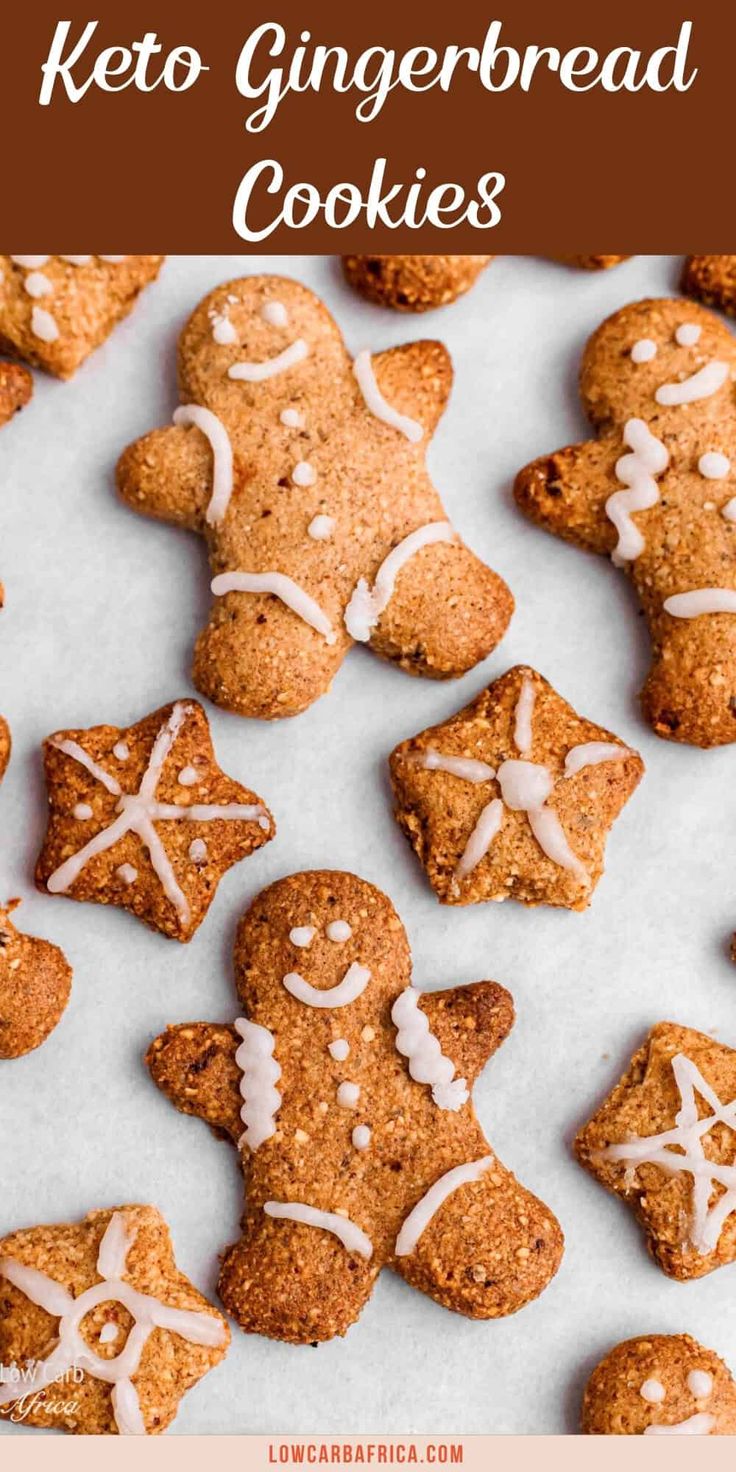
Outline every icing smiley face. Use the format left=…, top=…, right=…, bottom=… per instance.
left=582, top=1334, right=736, bottom=1436
left=146, top=869, right=563, bottom=1344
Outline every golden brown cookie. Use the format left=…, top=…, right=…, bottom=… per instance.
left=0, top=716, right=9, bottom=782
left=0, top=899, right=71, bottom=1058
left=147, top=869, right=563, bottom=1345
left=0, top=361, right=31, bottom=426
left=683, top=256, right=736, bottom=318
left=116, top=276, right=513, bottom=718
left=0, top=1204, right=229, bottom=1434
left=556, top=254, right=631, bottom=271
left=516, top=297, right=736, bottom=747
left=390, top=665, right=643, bottom=912
left=582, top=1334, right=736, bottom=1435
left=341, top=255, right=494, bottom=311
left=0, top=255, right=163, bottom=378
left=576, top=1022, right=736, bottom=1281
left=35, top=699, right=274, bottom=942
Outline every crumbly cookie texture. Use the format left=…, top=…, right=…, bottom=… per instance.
left=0, top=256, right=163, bottom=378
left=0, top=361, right=31, bottom=425
left=555, top=254, right=630, bottom=270
left=683, top=256, right=736, bottom=318
left=576, top=1022, right=736, bottom=1281
left=341, top=255, right=494, bottom=311
left=0, top=899, right=71, bottom=1058
left=0, top=716, right=9, bottom=781
left=515, top=297, right=736, bottom=747
left=0, top=1204, right=229, bottom=1435
left=35, top=698, right=274, bottom=942
left=147, top=869, right=563, bottom=1345
left=116, top=275, right=513, bottom=719
left=582, top=1334, right=736, bottom=1435
left=390, top=665, right=643, bottom=912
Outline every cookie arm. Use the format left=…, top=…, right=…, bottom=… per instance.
left=514, top=437, right=619, bottom=556
left=146, top=1022, right=243, bottom=1140
left=418, top=982, right=514, bottom=1085
left=372, top=340, right=453, bottom=433
left=116, top=425, right=214, bottom=530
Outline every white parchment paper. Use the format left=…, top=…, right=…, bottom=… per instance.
left=1, top=253, right=735, bottom=1436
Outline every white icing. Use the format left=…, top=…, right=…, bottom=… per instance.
left=656, top=361, right=729, bottom=406
left=261, top=301, right=288, bottom=327
left=283, top=962, right=370, bottom=1009
left=234, top=1018, right=282, bottom=1150
left=326, top=920, right=352, bottom=943
left=211, top=570, right=337, bottom=645
left=699, top=452, right=731, bottom=479
left=688, top=1370, right=713, bottom=1398
left=392, top=987, right=468, bottom=1111
left=10, top=256, right=49, bottom=268
left=31, top=306, right=59, bottom=343
left=722, top=500, right=736, bottom=523
left=60, top=255, right=92, bottom=266
left=292, top=460, right=316, bottom=487
left=395, top=1157, right=493, bottom=1257
left=640, top=1379, right=666, bottom=1404
left=99, top=1323, right=120, bottom=1346
left=421, top=750, right=496, bottom=784
left=606, top=418, right=669, bottom=563
left=113, top=742, right=130, bottom=762
left=211, top=313, right=238, bottom=346
left=289, top=926, right=316, bottom=947
left=188, top=838, right=207, bottom=864
left=352, top=1125, right=372, bottom=1150
left=514, top=676, right=536, bottom=756
left=229, top=340, right=308, bottom=382
left=264, top=1201, right=373, bottom=1259
left=177, top=766, right=198, bottom=787
left=0, top=1211, right=225, bottom=1435
left=455, top=799, right=505, bottom=881
left=563, top=742, right=629, bottom=776
left=631, top=339, right=657, bottom=364
left=173, top=405, right=233, bottom=527
left=24, top=271, right=52, bottom=299
left=98, top=256, right=126, bottom=264
left=345, top=523, right=456, bottom=641
left=46, top=703, right=268, bottom=925
left=665, top=588, right=736, bottom=618
left=328, top=1039, right=350, bottom=1061
left=308, top=514, right=335, bottom=541
left=644, top=1414, right=715, bottom=1436
left=280, top=408, right=305, bottom=428
left=73, top=802, right=93, bottom=820
left=676, top=323, right=702, bottom=347
left=336, top=1082, right=360, bottom=1108
left=115, top=864, right=138, bottom=886
left=353, top=350, right=423, bottom=442
left=598, top=1052, right=736, bottom=1254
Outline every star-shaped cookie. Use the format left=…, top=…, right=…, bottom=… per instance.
left=576, top=1023, right=736, bottom=1280
left=389, top=665, right=643, bottom=911
left=35, top=699, right=275, bottom=941
left=0, top=1205, right=229, bottom=1435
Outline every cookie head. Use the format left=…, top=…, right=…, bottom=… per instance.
left=580, top=297, right=736, bottom=430
left=582, top=1334, right=736, bottom=1435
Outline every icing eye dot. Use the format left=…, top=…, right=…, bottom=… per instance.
left=337, top=1082, right=360, bottom=1108
left=189, top=838, right=207, bottom=865
left=687, top=1370, right=713, bottom=1399
left=326, top=920, right=352, bottom=943
left=212, top=314, right=237, bottom=346
left=352, top=1124, right=372, bottom=1150
left=676, top=323, right=702, bottom=347
left=328, top=1039, right=350, bottom=1062
left=640, top=1379, right=666, bottom=1404
left=699, top=452, right=731, bottom=480
left=73, top=802, right=93, bottom=821
left=116, top=864, right=138, bottom=886
left=308, top=514, right=335, bottom=541
left=292, top=460, right=317, bottom=487
left=113, top=741, right=130, bottom=762
left=289, top=926, right=316, bottom=948
left=99, top=1323, right=120, bottom=1345
left=631, top=339, right=657, bottom=364
left=262, top=300, right=289, bottom=328
left=177, top=766, right=198, bottom=787
left=280, top=408, right=305, bottom=429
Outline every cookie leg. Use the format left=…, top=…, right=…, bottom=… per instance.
left=642, top=617, right=736, bottom=747
left=219, top=1213, right=379, bottom=1344
left=369, top=543, right=514, bottom=678
left=393, top=1161, right=563, bottom=1319
left=193, top=599, right=349, bottom=720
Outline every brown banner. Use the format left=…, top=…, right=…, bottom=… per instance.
left=3, top=0, right=732, bottom=250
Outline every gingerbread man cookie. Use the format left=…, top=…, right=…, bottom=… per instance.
left=683, top=256, right=736, bottom=320
left=147, top=870, right=563, bottom=1344
left=116, top=276, right=513, bottom=720
left=516, top=298, right=736, bottom=746
left=582, top=1334, right=736, bottom=1436
left=0, top=361, right=31, bottom=426
left=341, top=255, right=629, bottom=312
left=0, top=899, right=72, bottom=1059
left=576, top=1022, right=736, bottom=1280
left=0, top=255, right=163, bottom=378
left=0, top=1205, right=229, bottom=1434
left=35, top=699, right=274, bottom=941
left=390, top=666, right=643, bottom=911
